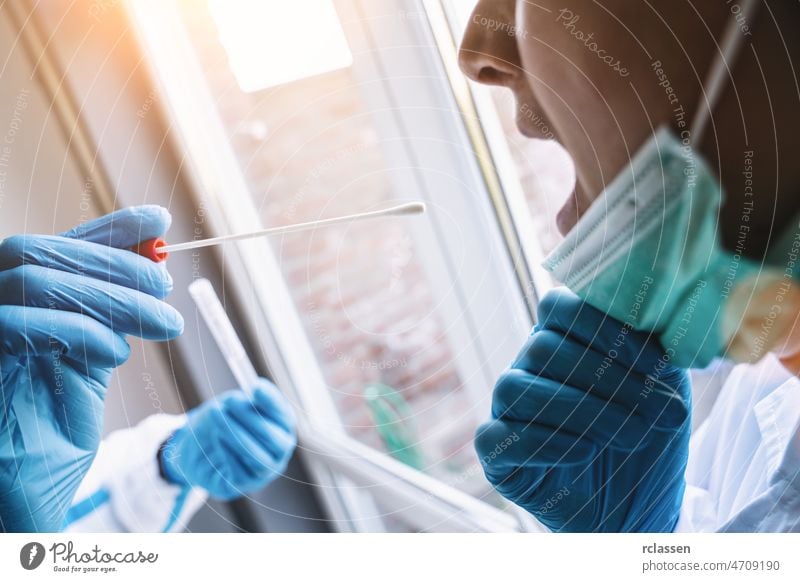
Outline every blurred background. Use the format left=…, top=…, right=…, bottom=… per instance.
left=0, top=0, right=577, bottom=532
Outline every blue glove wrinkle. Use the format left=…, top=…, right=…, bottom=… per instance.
left=216, top=438, right=269, bottom=485
left=225, top=396, right=296, bottom=461
left=476, top=288, right=692, bottom=532
left=476, top=417, right=594, bottom=471
left=220, top=415, right=277, bottom=473
left=250, top=381, right=298, bottom=433
left=0, top=235, right=173, bottom=299
left=160, top=383, right=297, bottom=502
left=0, top=206, right=181, bottom=532
left=516, top=330, right=646, bottom=400
left=0, top=265, right=183, bottom=341
left=60, top=205, right=171, bottom=249
left=533, top=300, right=691, bottom=431
left=493, top=369, right=650, bottom=452
left=537, top=287, right=665, bottom=374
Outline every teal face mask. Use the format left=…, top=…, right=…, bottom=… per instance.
left=543, top=0, right=800, bottom=369
left=544, top=127, right=800, bottom=368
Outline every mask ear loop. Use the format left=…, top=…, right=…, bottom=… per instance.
left=690, top=0, right=759, bottom=145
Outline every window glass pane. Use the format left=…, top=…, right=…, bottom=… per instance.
left=175, top=0, right=497, bottom=500
left=487, top=90, right=574, bottom=254
left=208, top=0, right=353, bottom=92
left=446, top=0, right=575, bottom=256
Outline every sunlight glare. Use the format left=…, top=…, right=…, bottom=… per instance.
left=208, top=0, right=353, bottom=92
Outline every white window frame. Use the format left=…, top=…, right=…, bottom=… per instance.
left=127, top=0, right=546, bottom=533
left=431, top=0, right=556, bottom=305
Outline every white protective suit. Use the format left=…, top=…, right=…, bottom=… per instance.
left=678, top=353, right=800, bottom=531
left=63, top=414, right=207, bottom=532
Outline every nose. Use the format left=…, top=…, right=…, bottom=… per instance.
left=458, top=9, right=523, bottom=89
left=458, top=46, right=519, bottom=88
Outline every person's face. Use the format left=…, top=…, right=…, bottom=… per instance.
left=458, top=0, right=725, bottom=235
left=459, top=0, right=587, bottom=235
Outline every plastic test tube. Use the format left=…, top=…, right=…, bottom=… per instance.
left=188, top=278, right=259, bottom=394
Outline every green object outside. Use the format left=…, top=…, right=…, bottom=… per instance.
left=363, top=383, right=424, bottom=470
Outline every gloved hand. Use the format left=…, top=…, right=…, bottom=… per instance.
left=159, top=380, right=297, bottom=500
left=476, top=288, right=691, bottom=532
left=0, top=206, right=184, bottom=532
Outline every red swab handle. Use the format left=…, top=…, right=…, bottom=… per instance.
left=132, top=238, right=169, bottom=263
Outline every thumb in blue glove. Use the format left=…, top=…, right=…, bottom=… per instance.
left=159, top=379, right=297, bottom=501
left=0, top=206, right=184, bottom=532
left=475, top=287, right=691, bottom=532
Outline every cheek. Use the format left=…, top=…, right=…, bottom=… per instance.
left=514, top=2, right=599, bottom=167
left=516, top=1, right=593, bottom=68
left=514, top=3, right=560, bottom=78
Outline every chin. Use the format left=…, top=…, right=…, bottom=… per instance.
left=515, top=121, right=540, bottom=139
left=515, top=119, right=561, bottom=144
left=556, top=196, right=579, bottom=236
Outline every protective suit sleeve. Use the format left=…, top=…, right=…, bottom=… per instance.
left=63, top=413, right=207, bottom=533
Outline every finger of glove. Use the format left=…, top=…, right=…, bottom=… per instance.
left=174, top=409, right=238, bottom=475
left=60, top=205, right=171, bottom=249
left=225, top=395, right=297, bottom=461
left=216, top=441, right=269, bottom=486
left=536, top=287, right=665, bottom=373
left=475, top=417, right=594, bottom=473
left=214, top=413, right=280, bottom=476
left=0, top=265, right=184, bottom=340
left=0, top=305, right=131, bottom=368
left=212, top=384, right=295, bottom=435
left=512, top=331, right=689, bottom=428
left=249, top=379, right=297, bottom=434
left=491, top=368, right=651, bottom=450
left=199, top=404, right=264, bottom=461
left=0, top=234, right=173, bottom=299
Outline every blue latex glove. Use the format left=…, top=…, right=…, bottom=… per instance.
left=160, top=380, right=297, bottom=500
left=0, top=206, right=184, bottom=532
left=476, top=288, right=691, bottom=532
